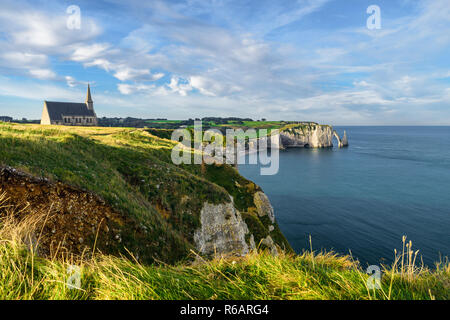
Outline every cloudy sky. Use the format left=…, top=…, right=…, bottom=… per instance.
left=0, top=0, right=449, bottom=124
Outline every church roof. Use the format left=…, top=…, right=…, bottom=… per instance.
left=45, top=101, right=96, bottom=121
left=86, top=84, right=93, bottom=103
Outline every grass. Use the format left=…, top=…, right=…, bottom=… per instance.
left=1, top=122, right=447, bottom=300
left=1, top=194, right=447, bottom=300
left=1, top=213, right=448, bottom=300
left=0, top=122, right=290, bottom=263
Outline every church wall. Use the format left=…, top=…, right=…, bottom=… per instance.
left=40, top=104, right=52, bottom=125
left=61, top=116, right=97, bottom=126
left=48, top=117, right=97, bottom=127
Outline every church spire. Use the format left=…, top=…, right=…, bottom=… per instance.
left=86, top=84, right=94, bottom=111
left=86, top=83, right=93, bottom=103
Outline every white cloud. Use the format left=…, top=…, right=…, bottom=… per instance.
left=271, top=0, right=332, bottom=30
left=190, top=76, right=242, bottom=97
left=113, top=67, right=164, bottom=82
left=117, top=83, right=156, bottom=95
left=65, top=76, right=89, bottom=88
left=65, top=76, right=77, bottom=87
left=71, top=43, right=111, bottom=62
left=0, top=1, right=102, bottom=86
left=0, top=76, right=83, bottom=102
left=167, top=77, right=193, bottom=96
left=0, top=51, right=48, bottom=68
left=0, top=2, right=101, bottom=51
left=84, top=59, right=113, bottom=71
left=1, top=0, right=449, bottom=124
left=29, top=69, right=57, bottom=80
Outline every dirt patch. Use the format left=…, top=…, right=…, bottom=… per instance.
left=0, top=166, right=146, bottom=260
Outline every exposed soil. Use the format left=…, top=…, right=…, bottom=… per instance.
left=0, top=166, right=146, bottom=260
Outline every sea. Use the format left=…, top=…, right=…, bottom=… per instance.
left=238, top=126, right=450, bottom=267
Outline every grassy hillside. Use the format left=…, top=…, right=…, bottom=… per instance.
left=0, top=122, right=447, bottom=300
left=0, top=122, right=290, bottom=264
left=0, top=225, right=448, bottom=300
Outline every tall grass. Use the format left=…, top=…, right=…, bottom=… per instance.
left=0, top=124, right=448, bottom=300
left=0, top=197, right=448, bottom=300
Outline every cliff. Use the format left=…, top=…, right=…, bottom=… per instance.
left=241, top=124, right=349, bottom=151
left=1, top=124, right=447, bottom=301
left=278, top=123, right=348, bottom=149
left=0, top=123, right=290, bottom=264
left=194, top=201, right=254, bottom=256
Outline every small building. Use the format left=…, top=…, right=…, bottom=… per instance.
left=0, top=116, right=13, bottom=122
left=41, top=84, right=98, bottom=126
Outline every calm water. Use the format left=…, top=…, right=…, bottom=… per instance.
left=239, top=126, right=450, bottom=267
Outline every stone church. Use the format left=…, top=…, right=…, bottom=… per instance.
left=41, top=84, right=98, bottom=126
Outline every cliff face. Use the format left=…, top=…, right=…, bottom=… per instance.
left=194, top=191, right=284, bottom=257
left=0, top=123, right=292, bottom=263
left=194, top=201, right=254, bottom=256
left=280, top=124, right=334, bottom=148
left=192, top=124, right=350, bottom=256
left=254, top=192, right=275, bottom=223
left=279, top=124, right=348, bottom=148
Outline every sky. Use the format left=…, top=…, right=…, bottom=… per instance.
left=0, top=0, right=449, bottom=125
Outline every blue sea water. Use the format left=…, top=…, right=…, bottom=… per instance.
left=238, top=126, right=450, bottom=267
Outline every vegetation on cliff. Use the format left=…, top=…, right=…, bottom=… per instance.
left=0, top=217, right=448, bottom=300
left=0, top=122, right=447, bottom=300
left=0, top=122, right=289, bottom=264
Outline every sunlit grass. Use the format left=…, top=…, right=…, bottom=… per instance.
left=0, top=197, right=447, bottom=300
left=0, top=122, right=291, bottom=263
left=1, top=237, right=448, bottom=300
left=1, top=123, right=448, bottom=300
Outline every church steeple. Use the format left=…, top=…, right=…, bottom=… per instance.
left=86, top=84, right=93, bottom=110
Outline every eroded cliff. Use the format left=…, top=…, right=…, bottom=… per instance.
left=0, top=123, right=291, bottom=263
left=279, top=124, right=348, bottom=148
left=194, top=201, right=254, bottom=256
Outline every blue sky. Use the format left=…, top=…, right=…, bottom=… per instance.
left=0, top=0, right=449, bottom=125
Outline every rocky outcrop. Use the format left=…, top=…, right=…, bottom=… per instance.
left=194, top=191, right=283, bottom=257
left=251, top=191, right=280, bottom=254
left=341, top=130, right=348, bottom=147
left=215, top=124, right=348, bottom=158
left=333, top=130, right=349, bottom=148
left=254, top=191, right=275, bottom=223
left=261, top=236, right=278, bottom=256
left=277, top=124, right=348, bottom=149
left=280, top=124, right=334, bottom=148
left=194, top=201, right=255, bottom=256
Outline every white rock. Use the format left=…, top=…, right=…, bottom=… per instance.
left=194, top=202, right=252, bottom=257
left=254, top=191, right=275, bottom=223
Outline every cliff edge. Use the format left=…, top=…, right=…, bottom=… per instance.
left=0, top=123, right=291, bottom=264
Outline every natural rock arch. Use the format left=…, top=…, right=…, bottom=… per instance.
left=333, top=130, right=349, bottom=148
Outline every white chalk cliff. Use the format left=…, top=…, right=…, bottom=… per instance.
left=194, top=201, right=254, bottom=256
left=278, top=124, right=348, bottom=149
left=194, top=191, right=281, bottom=257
